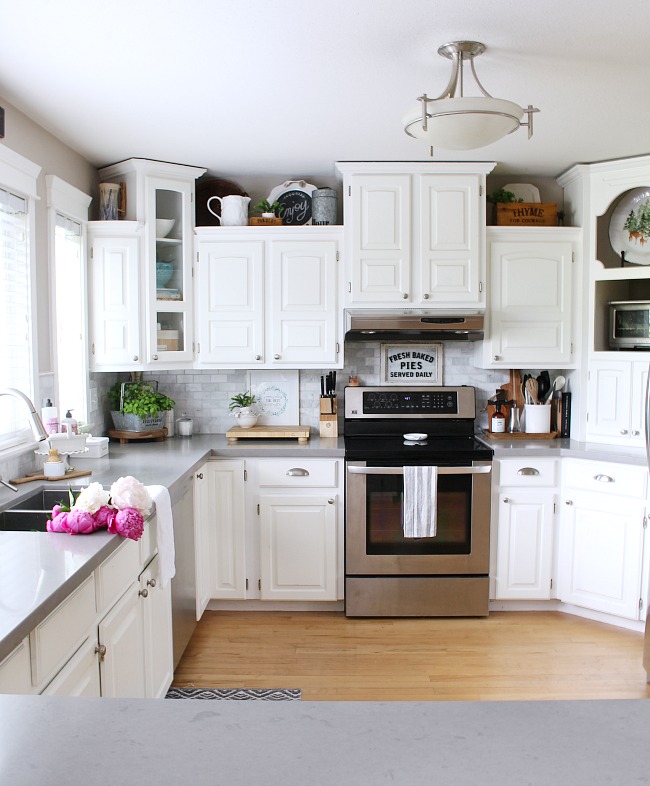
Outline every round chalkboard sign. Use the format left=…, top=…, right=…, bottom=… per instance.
left=268, top=180, right=317, bottom=226
left=277, top=190, right=312, bottom=225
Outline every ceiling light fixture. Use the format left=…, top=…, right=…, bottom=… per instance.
left=402, top=41, right=539, bottom=150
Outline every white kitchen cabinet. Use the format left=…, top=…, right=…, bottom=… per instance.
left=336, top=161, right=495, bottom=308
left=197, top=458, right=343, bottom=604
left=89, top=158, right=206, bottom=371
left=259, top=494, right=337, bottom=601
left=477, top=227, right=578, bottom=369
left=139, top=553, right=173, bottom=699
left=195, top=460, right=247, bottom=601
left=195, top=227, right=342, bottom=368
left=88, top=222, right=142, bottom=371
left=558, top=459, right=648, bottom=620
left=587, top=359, right=649, bottom=446
left=98, top=579, right=146, bottom=698
left=494, top=458, right=559, bottom=600
left=41, top=637, right=101, bottom=697
left=0, top=638, right=34, bottom=695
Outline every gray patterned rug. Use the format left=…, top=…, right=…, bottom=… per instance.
left=165, top=687, right=301, bottom=701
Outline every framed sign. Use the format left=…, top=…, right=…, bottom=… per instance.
left=247, top=370, right=300, bottom=425
left=380, top=343, right=443, bottom=385
left=267, top=180, right=316, bottom=225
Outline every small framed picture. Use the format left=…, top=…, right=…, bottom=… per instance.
left=380, top=343, right=443, bottom=385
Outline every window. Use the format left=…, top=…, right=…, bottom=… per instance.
left=0, top=187, right=33, bottom=449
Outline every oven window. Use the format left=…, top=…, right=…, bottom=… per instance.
left=365, top=473, right=471, bottom=555
left=614, top=308, right=650, bottom=340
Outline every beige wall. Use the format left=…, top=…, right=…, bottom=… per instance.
left=1, top=95, right=98, bottom=374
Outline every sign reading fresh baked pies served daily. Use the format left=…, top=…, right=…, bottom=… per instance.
left=381, top=343, right=443, bottom=385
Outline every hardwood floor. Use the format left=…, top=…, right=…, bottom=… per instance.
left=172, top=610, right=650, bottom=701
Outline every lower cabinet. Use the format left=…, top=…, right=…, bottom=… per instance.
left=558, top=460, right=648, bottom=620
left=194, top=457, right=343, bottom=607
left=1, top=515, right=174, bottom=699
left=494, top=458, right=558, bottom=600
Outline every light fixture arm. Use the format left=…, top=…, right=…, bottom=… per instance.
left=522, top=105, right=540, bottom=139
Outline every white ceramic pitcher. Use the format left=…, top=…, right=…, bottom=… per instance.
left=207, top=194, right=251, bottom=226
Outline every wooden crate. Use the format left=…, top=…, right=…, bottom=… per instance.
left=496, top=202, right=557, bottom=226
left=249, top=216, right=282, bottom=226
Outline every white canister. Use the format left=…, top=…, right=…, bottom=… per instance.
left=524, top=404, right=551, bottom=434
left=176, top=413, right=193, bottom=437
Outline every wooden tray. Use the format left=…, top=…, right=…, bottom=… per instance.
left=487, top=431, right=559, bottom=440
left=108, top=428, right=167, bottom=444
left=226, top=425, right=310, bottom=443
left=10, top=469, right=93, bottom=484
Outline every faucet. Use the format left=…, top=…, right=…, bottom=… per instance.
left=0, top=388, right=49, bottom=492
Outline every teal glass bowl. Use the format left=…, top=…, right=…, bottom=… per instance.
left=156, top=261, right=174, bottom=288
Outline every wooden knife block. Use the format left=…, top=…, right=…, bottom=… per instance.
left=319, top=396, right=338, bottom=438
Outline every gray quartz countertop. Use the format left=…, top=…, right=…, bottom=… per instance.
left=2, top=694, right=650, bottom=785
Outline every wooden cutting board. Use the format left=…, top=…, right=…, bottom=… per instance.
left=9, top=469, right=92, bottom=485
left=226, top=425, right=310, bottom=443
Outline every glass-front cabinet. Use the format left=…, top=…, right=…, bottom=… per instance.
left=90, top=158, right=206, bottom=371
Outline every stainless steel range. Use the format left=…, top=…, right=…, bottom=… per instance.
left=344, top=385, right=493, bottom=617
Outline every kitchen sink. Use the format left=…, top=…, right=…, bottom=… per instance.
left=0, top=487, right=86, bottom=532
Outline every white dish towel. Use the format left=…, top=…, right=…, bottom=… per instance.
left=403, top=466, right=438, bottom=538
left=146, top=485, right=176, bottom=587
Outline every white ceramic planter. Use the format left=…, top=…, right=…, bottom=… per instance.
left=232, top=408, right=259, bottom=428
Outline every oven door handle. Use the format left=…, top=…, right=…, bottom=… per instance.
left=347, top=465, right=492, bottom=476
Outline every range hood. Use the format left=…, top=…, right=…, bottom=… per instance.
left=345, top=310, right=484, bottom=342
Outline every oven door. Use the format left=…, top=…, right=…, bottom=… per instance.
left=346, top=460, right=492, bottom=576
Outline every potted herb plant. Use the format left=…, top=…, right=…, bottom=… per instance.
left=252, top=198, right=283, bottom=218
left=229, top=390, right=259, bottom=428
left=108, top=380, right=175, bottom=432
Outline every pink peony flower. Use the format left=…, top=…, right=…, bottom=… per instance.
left=51, top=504, right=63, bottom=518
left=94, top=505, right=116, bottom=530
left=47, top=511, right=70, bottom=533
left=112, top=507, right=144, bottom=541
left=66, top=509, right=98, bottom=535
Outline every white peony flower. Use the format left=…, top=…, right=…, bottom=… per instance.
left=109, top=476, right=153, bottom=515
left=73, top=482, right=110, bottom=514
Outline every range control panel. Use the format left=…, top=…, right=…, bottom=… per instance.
left=345, top=386, right=476, bottom=420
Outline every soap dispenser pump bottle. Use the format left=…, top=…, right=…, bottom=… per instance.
left=61, top=409, right=78, bottom=435
left=41, top=399, right=59, bottom=435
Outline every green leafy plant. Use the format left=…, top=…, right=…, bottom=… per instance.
left=252, top=198, right=283, bottom=217
left=108, top=380, right=175, bottom=418
left=229, top=390, right=257, bottom=412
left=487, top=188, right=524, bottom=204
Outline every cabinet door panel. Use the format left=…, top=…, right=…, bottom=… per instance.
left=197, top=241, right=265, bottom=365
left=41, top=638, right=101, bottom=697
left=98, top=583, right=146, bottom=698
left=587, top=361, right=632, bottom=440
left=420, top=175, right=481, bottom=304
left=269, top=241, right=338, bottom=364
left=558, top=492, right=645, bottom=619
left=350, top=174, right=411, bottom=302
left=207, top=461, right=247, bottom=599
left=139, top=554, right=173, bottom=699
left=259, top=494, right=337, bottom=600
left=89, top=235, right=141, bottom=369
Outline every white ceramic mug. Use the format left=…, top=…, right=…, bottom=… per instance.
left=207, top=195, right=251, bottom=226
left=524, top=404, right=551, bottom=434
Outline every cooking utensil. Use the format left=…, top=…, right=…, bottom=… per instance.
left=536, top=371, right=550, bottom=402
left=525, top=377, right=539, bottom=405
left=544, top=375, right=566, bottom=403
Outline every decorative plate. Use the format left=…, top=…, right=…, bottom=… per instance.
left=267, top=180, right=317, bottom=225
left=503, top=183, right=541, bottom=203
left=608, top=187, right=650, bottom=265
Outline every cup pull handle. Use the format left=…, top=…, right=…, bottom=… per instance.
left=593, top=474, right=614, bottom=483
left=517, top=467, right=540, bottom=476
left=287, top=468, right=310, bottom=477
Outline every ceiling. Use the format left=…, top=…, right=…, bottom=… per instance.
left=2, top=0, right=650, bottom=186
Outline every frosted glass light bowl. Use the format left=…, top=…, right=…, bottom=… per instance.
left=156, top=261, right=174, bottom=287
left=156, top=218, right=175, bottom=238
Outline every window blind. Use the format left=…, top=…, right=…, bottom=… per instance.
left=0, top=187, right=32, bottom=448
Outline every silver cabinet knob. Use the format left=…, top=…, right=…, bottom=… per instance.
left=328, top=498, right=335, bottom=504
left=565, top=500, right=573, bottom=506
left=423, top=293, right=430, bottom=299
left=274, top=354, right=280, bottom=360
left=147, top=578, right=156, bottom=588
left=152, top=354, right=158, bottom=361
left=632, top=430, right=640, bottom=436
left=502, top=497, right=510, bottom=503
left=402, top=293, right=408, bottom=299
left=94, top=644, right=107, bottom=661
left=620, top=429, right=628, bottom=435
left=494, top=355, right=501, bottom=361
left=255, top=355, right=262, bottom=361
left=196, top=472, right=204, bottom=480
left=138, top=588, right=149, bottom=598
left=132, top=355, right=139, bottom=362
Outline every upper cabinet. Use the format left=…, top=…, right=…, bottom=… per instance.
left=88, top=158, right=206, bottom=372
left=336, top=161, right=495, bottom=309
left=476, top=227, right=580, bottom=369
left=194, top=226, right=343, bottom=369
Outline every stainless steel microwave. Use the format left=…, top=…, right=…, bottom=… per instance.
left=609, top=301, right=650, bottom=349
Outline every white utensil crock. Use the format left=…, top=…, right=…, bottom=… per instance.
left=524, top=404, right=551, bottom=434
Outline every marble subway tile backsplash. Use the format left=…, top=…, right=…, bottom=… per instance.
left=105, top=343, right=509, bottom=435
